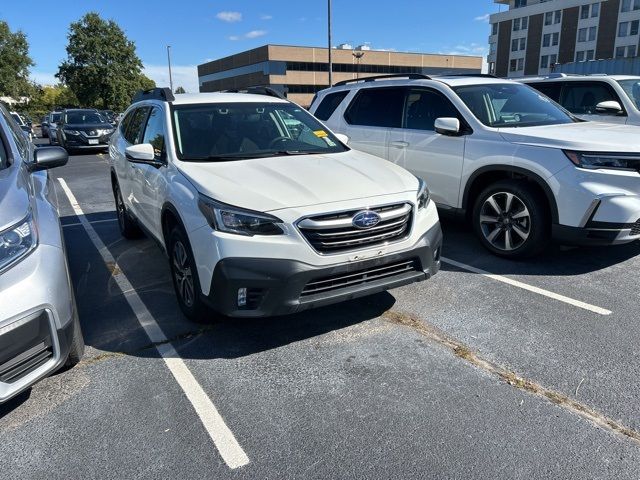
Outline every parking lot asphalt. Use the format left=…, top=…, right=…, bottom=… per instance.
left=2, top=143, right=640, bottom=479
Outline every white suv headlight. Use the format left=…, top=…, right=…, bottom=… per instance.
left=564, top=150, right=640, bottom=171
left=416, top=178, right=431, bottom=210
left=198, top=194, right=284, bottom=236
left=0, top=215, right=37, bottom=272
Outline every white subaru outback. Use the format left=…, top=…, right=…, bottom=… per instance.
left=311, top=74, right=640, bottom=258
left=109, top=88, right=441, bottom=320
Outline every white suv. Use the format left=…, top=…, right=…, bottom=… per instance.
left=310, top=74, right=640, bottom=258
left=520, top=74, right=640, bottom=125
left=109, top=88, right=441, bottom=320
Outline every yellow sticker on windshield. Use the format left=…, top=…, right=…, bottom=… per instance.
left=313, top=130, right=328, bottom=138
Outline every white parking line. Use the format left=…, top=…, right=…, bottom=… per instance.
left=441, top=256, right=612, bottom=316
left=62, top=218, right=118, bottom=228
left=57, top=178, right=250, bottom=470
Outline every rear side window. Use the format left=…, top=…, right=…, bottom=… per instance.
left=0, top=136, right=7, bottom=169
left=314, top=91, right=349, bottom=120
left=527, top=82, right=562, bottom=102
left=559, top=82, right=623, bottom=115
left=124, top=107, right=151, bottom=144
left=344, top=87, right=405, bottom=128
left=404, top=89, right=461, bottom=131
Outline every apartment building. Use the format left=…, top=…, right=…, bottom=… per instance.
left=488, top=0, right=640, bottom=77
left=198, top=45, right=482, bottom=107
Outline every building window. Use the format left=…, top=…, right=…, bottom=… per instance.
left=621, top=0, right=640, bottom=12
left=520, top=38, right=526, bottom=50
left=510, top=59, right=518, bottom=72
left=628, top=45, right=637, bottom=57
left=513, top=18, right=521, bottom=31
left=578, top=28, right=587, bottom=42
left=517, top=58, right=524, bottom=71
left=616, top=46, right=626, bottom=58
left=632, top=20, right=639, bottom=35
left=491, top=23, right=498, bottom=35
left=540, top=55, right=549, bottom=68
left=543, top=34, right=551, bottom=47
left=549, top=54, right=557, bottom=67
left=592, top=3, right=600, bottom=17
left=489, top=43, right=497, bottom=54
left=552, top=32, right=559, bottom=46
left=589, top=26, right=597, bottom=41
left=576, top=51, right=586, bottom=62
left=544, top=11, right=553, bottom=25
left=514, top=0, right=527, bottom=8
left=619, top=22, right=629, bottom=37
left=512, top=39, right=519, bottom=52
left=581, top=5, right=590, bottom=19
left=581, top=3, right=600, bottom=18
left=554, top=10, right=562, bottom=24
left=521, top=17, right=528, bottom=30
left=586, top=50, right=595, bottom=60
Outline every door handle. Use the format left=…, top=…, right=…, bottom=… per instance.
left=390, top=141, right=409, bottom=149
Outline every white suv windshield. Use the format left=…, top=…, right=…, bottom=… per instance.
left=616, top=79, right=640, bottom=109
left=453, top=83, right=575, bottom=128
left=172, top=102, right=348, bottom=161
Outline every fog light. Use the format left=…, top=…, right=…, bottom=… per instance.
left=237, top=288, right=247, bottom=307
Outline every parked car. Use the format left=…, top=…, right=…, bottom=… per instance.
left=99, top=110, right=117, bottom=126
left=0, top=103, right=84, bottom=403
left=310, top=74, right=640, bottom=258
left=48, top=111, right=62, bottom=145
left=41, top=114, right=50, bottom=138
left=9, top=112, right=32, bottom=141
left=110, top=88, right=442, bottom=320
left=520, top=74, right=640, bottom=125
left=56, top=109, right=115, bottom=153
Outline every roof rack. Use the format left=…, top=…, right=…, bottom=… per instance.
left=439, top=73, right=497, bottom=78
left=132, top=87, right=175, bottom=103
left=334, top=73, right=431, bottom=86
left=221, top=86, right=287, bottom=100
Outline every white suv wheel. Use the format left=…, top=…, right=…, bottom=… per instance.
left=479, top=192, right=531, bottom=252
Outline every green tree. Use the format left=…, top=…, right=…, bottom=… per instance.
left=0, top=21, right=34, bottom=98
left=57, top=12, right=153, bottom=111
left=174, top=86, right=186, bottom=94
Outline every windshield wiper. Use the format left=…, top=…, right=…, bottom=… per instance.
left=181, top=150, right=333, bottom=162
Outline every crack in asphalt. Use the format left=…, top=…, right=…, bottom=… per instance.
left=382, top=309, right=640, bottom=446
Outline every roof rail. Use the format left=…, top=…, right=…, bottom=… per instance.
left=334, top=73, right=431, bottom=87
left=132, top=87, right=175, bottom=103
left=221, top=86, right=287, bottom=99
left=439, top=73, right=497, bottom=78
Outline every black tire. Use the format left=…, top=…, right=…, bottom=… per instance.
left=65, top=311, right=85, bottom=366
left=112, top=181, right=142, bottom=239
left=168, top=226, right=212, bottom=322
left=472, top=180, right=550, bottom=259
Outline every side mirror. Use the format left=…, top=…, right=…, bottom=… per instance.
left=31, top=146, right=68, bottom=172
left=434, top=117, right=461, bottom=136
left=125, top=143, right=165, bottom=167
left=595, top=100, right=623, bottom=115
left=334, top=133, right=349, bottom=145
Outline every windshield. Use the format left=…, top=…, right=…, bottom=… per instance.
left=172, top=102, right=348, bottom=161
left=616, top=79, right=640, bottom=110
left=453, top=83, right=575, bottom=128
left=64, top=111, right=107, bottom=124
left=51, top=113, right=61, bottom=123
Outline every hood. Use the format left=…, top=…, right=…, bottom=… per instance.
left=177, top=150, right=418, bottom=212
left=499, top=122, right=640, bottom=153
left=0, top=163, right=30, bottom=232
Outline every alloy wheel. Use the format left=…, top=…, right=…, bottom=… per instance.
left=172, top=240, right=195, bottom=308
left=479, top=192, right=531, bottom=252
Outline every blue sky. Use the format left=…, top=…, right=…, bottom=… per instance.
left=0, top=1, right=503, bottom=92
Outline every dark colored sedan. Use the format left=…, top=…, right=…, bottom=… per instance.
left=56, top=109, right=115, bottom=154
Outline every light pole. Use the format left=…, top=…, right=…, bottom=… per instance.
left=328, top=0, right=333, bottom=86
left=352, top=50, right=365, bottom=79
left=167, top=45, right=174, bottom=92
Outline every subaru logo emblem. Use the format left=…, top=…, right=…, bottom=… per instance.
left=352, top=210, right=381, bottom=229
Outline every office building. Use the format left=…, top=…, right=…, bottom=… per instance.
left=198, top=44, right=483, bottom=106
left=488, top=0, right=640, bottom=77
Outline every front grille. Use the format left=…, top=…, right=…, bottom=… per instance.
left=631, top=219, right=640, bottom=236
left=301, top=258, right=420, bottom=297
left=298, top=203, right=412, bottom=254
left=0, top=341, right=53, bottom=383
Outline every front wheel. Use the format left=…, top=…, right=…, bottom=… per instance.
left=113, top=181, right=142, bottom=239
left=472, top=180, right=550, bottom=258
left=168, top=227, right=211, bottom=322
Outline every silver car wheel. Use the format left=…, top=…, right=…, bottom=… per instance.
left=479, top=192, right=531, bottom=252
left=172, top=240, right=195, bottom=308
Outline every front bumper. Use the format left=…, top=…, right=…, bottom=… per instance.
left=203, top=224, right=442, bottom=317
left=0, top=245, right=76, bottom=403
left=553, top=220, right=640, bottom=246
left=63, top=134, right=111, bottom=149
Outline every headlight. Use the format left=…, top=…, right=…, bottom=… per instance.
left=564, top=150, right=640, bottom=171
left=198, top=195, right=284, bottom=236
left=100, top=128, right=114, bottom=135
left=416, top=177, right=431, bottom=210
left=63, top=129, right=80, bottom=135
left=0, top=215, right=37, bottom=272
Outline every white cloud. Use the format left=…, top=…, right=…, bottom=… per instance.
left=260, top=14, right=273, bottom=20
left=229, top=30, right=268, bottom=41
left=474, top=13, right=490, bottom=23
left=143, top=64, right=199, bottom=93
left=30, top=71, right=58, bottom=86
left=216, top=11, right=242, bottom=23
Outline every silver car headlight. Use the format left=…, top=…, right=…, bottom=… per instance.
left=0, top=215, right=37, bottom=272
left=198, top=194, right=284, bottom=236
left=416, top=177, right=431, bottom=210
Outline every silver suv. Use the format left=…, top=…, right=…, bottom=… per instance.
left=0, top=104, right=84, bottom=403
